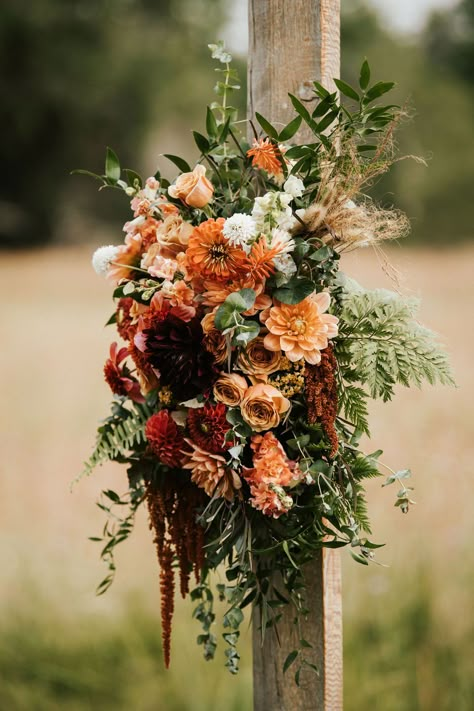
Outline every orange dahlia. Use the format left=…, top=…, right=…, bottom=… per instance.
left=182, top=441, right=241, bottom=501
left=186, top=218, right=247, bottom=281
left=262, top=292, right=339, bottom=365
left=247, top=138, right=283, bottom=177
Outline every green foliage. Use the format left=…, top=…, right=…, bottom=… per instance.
left=77, top=400, right=153, bottom=481
left=337, top=287, right=455, bottom=401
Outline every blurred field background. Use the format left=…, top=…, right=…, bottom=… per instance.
left=1, top=0, right=474, bottom=709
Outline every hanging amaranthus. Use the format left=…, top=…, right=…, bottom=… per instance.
left=305, top=344, right=339, bottom=458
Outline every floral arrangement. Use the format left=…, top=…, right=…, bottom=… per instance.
left=80, top=45, right=453, bottom=677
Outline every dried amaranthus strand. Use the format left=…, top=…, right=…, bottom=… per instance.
left=305, top=344, right=339, bottom=458
left=159, top=541, right=175, bottom=669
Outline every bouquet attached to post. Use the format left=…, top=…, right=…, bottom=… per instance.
left=78, top=44, right=453, bottom=678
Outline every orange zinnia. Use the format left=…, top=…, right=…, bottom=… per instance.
left=247, top=138, right=283, bottom=177
left=263, top=292, right=339, bottom=364
left=186, top=218, right=247, bottom=281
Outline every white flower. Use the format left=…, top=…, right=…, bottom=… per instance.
left=274, top=253, right=297, bottom=278
left=283, top=175, right=305, bottom=199
left=271, top=228, right=295, bottom=254
left=222, top=213, right=256, bottom=252
left=91, top=245, right=120, bottom=276
left=252, top=192, right=296, bottom=234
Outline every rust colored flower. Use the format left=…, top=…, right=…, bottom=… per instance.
left=203, top=275, right=271, bottom=313
left=247, top=138, right=283, bottom=177
left=213, top=373, right=249, bottom=407
left=187, top=403, right=232, bottom=453
left=305, top=343, right=339, bottom=458
left=246, top=236, right=284, bottom=281
left=263, top=292, right=339, bottom=365
left=103, top=342, right=144, bottom=403
left=240, top=383, right=290, bottom=432
left=145, top=410, right=188, bottom=467
left=182, top=441, right=241, bottom=501
left=236, top=337, right=282, bottom=378
left=186, top=218, right=247, bottom=281
left=168, top=164, right=214, bottom=208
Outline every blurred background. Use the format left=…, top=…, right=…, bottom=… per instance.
left=1, top=0, right=473, bottom=709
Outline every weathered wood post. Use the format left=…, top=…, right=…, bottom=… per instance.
left=248, top=1, right=343, bottom=709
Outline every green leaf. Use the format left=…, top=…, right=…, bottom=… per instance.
left=105, top=147, right=120, bottom=182
left=283, top=650, right=299, bottom=673
left=123, top=169, right=142, bottom=188
left=273, top=277, right=314, bottom=305
left=206, top=107, right=218, bottom=137
left=288, top=94, right=312, bottom=123
left=334, top=79, right=359, bottom=101
left=233, top=320, right=260, bottom=345
left=279, top=115, right=302, bottom=141
left=255, top=112, right=279, bottom=140
left=364, top=81, right=395, bottom=102
left=359, top=60, right=371, bottom=91
left=163, top=154, right=191, bottom=173
left=193, top=131, right=211, bottom=154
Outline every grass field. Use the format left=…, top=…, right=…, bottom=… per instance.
left=1, top=244, right=473, bottom=710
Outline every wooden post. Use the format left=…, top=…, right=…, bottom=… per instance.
left=248, top=1, right=343, bottom=709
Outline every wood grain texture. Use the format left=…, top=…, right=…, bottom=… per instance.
left=248, top=1, right=343, bottom=708
left=248, top=0, right=340, bottom=143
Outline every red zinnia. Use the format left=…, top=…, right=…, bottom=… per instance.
left=187, top=403, right=232, bottom=454
left=146, top=410, right=187, bottom=467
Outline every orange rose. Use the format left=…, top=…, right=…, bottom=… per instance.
left=236, top=337, right=282, bottom=378
left=240, top=383, right=290, bottom=432
left=213, top=373, right=249, bottom=407
left=168, top=165, right=214, bottom=208
left=156, top=215, right=194, bottom=259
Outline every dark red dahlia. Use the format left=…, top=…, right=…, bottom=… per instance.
left=187, top=403, right=232, bottom=454
left=145, top=410, right=187, bottom=467
left=103, top=342, right=144, bottom=403
left=141, top=314, right=217, bottom=398
left=116, top=297, right=136, bottom=341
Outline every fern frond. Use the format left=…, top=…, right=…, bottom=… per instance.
left=336, top=288, right=454, bottom=401
left=76, top=402, right=153, bottom=484
left=338, top=384, right=370, bottom=434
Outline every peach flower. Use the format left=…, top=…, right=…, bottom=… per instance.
left=236, top=337, right=282, bottom=378
left=247, top=138, right=283, bottom=178
left=240, top=383, right=290, bottom=431
left=213, top=373, right=249, bottom=407
left=168, top=165, right=214, bottom=208
left=141, top=249, right=178, bottom=280
left=156, top=215, right=194, bottom=259
left=106, top=233, right=142, bottom=283
left=182, top=441, right=241, bottom=501
left=203, top=276, right=272, bottom=314
left=262, top=292, right=338, bottom=364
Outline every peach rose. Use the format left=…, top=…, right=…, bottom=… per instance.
left=236, top=337, right=282, bottom=378
left=213, top=373, right=249, bottom=407
left=168, top=165, right=214, bottom=208
left=240, top=383, right=290, bottom=432
left=156, top=215, right=194, bottom=259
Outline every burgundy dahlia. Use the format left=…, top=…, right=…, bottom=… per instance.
left=187, top=403, right=233, bottom=454
left=145, top=410, right=187, bottom=467
left=103, top=342, right=144, bottom=403
left=141, top=314, right=217, bottom=398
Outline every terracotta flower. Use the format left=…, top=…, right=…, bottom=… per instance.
left=213, top=373, right=249, bottom=407
left=236, top=337, right=282, bottom=378
left=106, top=234, right=142, bottom=283
left=168, top=165, right=214, bottom=208
left=263, top=292, right=339, bottom=364
left=247, top=138, right=283, bottom=177
left=182, top=441, right=241, bottom=501
left=203, top=276, right=271, bottom=313
left=187, top=403, right=232, bottom=453
left=186, top=218, right=247, bottom=281
left=103, top=342, right=144, bottom=403
left=240, top=383, right=290, bottom=431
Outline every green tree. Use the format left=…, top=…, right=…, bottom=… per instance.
left=0, top=0, right=224, bottom=248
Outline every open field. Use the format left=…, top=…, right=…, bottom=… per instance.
left=1, top=244, right=473, bottom=709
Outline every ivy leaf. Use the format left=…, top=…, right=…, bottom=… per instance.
left=334, top=79, right=359, bottom=102
left=359, top=60, right=371, bottom=91
left=105, top=147, right=120, bottom=182
left=273, top=277, right=314, bottom=304
left=193, top=131, right=211, bottom=154
left=255, top=112, right=279, bottom=140
left=279, top=115, right=302, bottom=141
left=364, top=81, right=395, bottom=103
left=206, top=107, right=218, bottom=138
left=163, top=154, right=191, bottom=173
left=283, top=650, right=299, bottom=673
